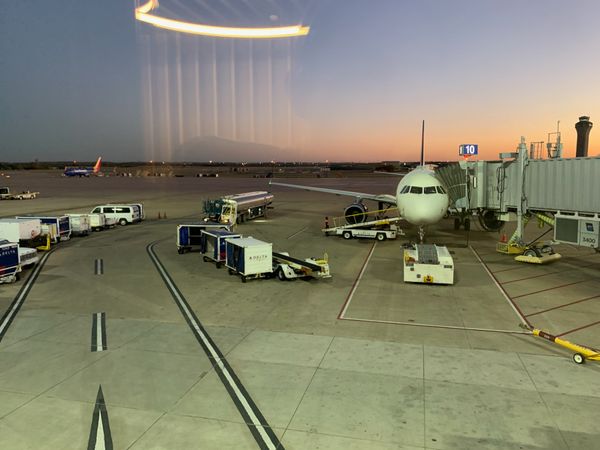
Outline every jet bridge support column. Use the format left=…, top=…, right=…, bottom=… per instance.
left=514, top=137, right=529, bottom=245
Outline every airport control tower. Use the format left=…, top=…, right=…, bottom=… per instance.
left=575, top=116, right=593, bottom=157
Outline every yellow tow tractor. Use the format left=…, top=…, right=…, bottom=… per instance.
left=520, top=324, right=600, bottom=364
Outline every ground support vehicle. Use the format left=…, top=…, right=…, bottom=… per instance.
left=176, top=222, right=230, bottom=254
left=225, top=237, right=273, bottom=282
left=200, top=230, right=242, bottom=266
left=91, top=204, right=142, bottom=225
left=336, top=226, right=399, bottom=241
left=0, top=187, right=39, bottom=200
left=17, top=216, right=71, bottom=243
left=203, top=191, right=273, bottom=225
left=403, top=244, right=454, bottom=285
left=0, top=218, right=42, bottom=244
left=66, top=214, right=91, bottom=236
left=323, top=215, right=403, bottom=242
left=272, top=252, right=331, bottom=281
left=0, top=241, right=20, bottom=283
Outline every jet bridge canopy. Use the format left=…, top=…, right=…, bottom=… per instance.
left=438, top=156, right=600, bottom=215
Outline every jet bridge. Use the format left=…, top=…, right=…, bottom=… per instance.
left=437, top=137, right=600, bottom=250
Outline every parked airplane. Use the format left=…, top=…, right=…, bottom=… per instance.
left=63, top=157, right=102, bottom=177
left=270, top=122, right=449, bottom=241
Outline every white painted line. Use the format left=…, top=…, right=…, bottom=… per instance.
left=148, top=244, right=278, bottom=450
left=87, top=386, right=113, bottom=450
left=339, top=243, right=377, bottom=319
left=0, top=251, right=51, bottom=338
left=470, top=245, right=530, bottom=326
left=96, top=314, right=103, bottom=352
left=341, top=316, right=529, bottom=334
left=94, top=412, right=105, bottom=450
left=287, top=226, right=308, bottom=239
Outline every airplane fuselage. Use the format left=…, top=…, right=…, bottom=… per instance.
left=395, top=166, right=449, bottom=226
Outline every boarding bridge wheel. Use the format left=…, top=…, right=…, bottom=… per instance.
left=454, top=217, right=470, bottom=231
left=523, top=248, right=542, bottom=258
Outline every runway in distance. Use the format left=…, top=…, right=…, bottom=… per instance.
left=270, top=122, right=450, bottom=240
left=63, top=157, right=102, bottom=177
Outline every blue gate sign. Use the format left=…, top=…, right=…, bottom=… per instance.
left=459, top=144, right=478, bottom=156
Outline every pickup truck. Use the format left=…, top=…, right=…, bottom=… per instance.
left=0, top=186, right=39, bottom=200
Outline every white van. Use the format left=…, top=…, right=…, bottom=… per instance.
left=91, top=204, right=141, bottom=226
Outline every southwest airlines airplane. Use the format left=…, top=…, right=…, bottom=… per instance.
left=63, top=157, right=102, bottom=177
left=270, top=122, right=449, bottom=240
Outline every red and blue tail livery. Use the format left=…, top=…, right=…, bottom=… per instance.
left=63, top=157, right=102, bottom=177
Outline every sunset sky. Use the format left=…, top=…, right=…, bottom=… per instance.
left=1, top=0, right=599, bottom=162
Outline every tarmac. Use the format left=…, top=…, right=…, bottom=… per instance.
left=1, top=171, right=599, bottom=449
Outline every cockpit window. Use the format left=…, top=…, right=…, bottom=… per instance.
left=400, top=185, right=410, bottom=194
left=436, top=186, right=447, bottom=194
left=409, top=186, right=423, bottom=194
left=424, top=186, right=437, bottom=194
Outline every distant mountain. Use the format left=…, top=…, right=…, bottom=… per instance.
left=172, top=136, right=293, bottom=162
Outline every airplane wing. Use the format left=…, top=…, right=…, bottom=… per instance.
left=269, top=181, right=397, bottom=205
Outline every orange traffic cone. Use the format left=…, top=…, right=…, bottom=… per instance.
left=500, top=233, right=507, bottom=243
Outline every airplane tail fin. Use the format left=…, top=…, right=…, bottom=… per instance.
left=93, top=157, right=102, bottom=173
left=420, top=120, right=425, bottom=166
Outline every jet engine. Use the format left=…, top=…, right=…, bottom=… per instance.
left=478, top=209, right=504, bottom=231
left=344, top=202, right=368, bottom=224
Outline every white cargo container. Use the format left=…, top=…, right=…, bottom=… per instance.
left=225, top=237, right=273, bottom=282
left=403, top=244, right=454, bottom=285
left=66, top=214, right=91, bottom=236
left=0, top=218, right=42, bottom=243
left=87, top=213, right=107, bottom=231
left=18, top=246, right=39, bottom=267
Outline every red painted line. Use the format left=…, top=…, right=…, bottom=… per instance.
left=511, top=279, right=591, bottom=299
left=501, top=262, right=600, bottom=285
left=502, top=270, right=581, bottom=285
left=525, top=294, right=600, bottom=318
left=493, top=265, right=529, bottom=274
left=557, top=320, right=600, bottom=337
left=337, top=242, right=376, bottom=320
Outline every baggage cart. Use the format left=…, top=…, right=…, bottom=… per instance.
left=225, top=237, right=272, bottom=282
left=0, top=241, right=20, bottom=283
left=176, top=222, right=230, bottom=254
left=200, top=230, right=241, bottom=267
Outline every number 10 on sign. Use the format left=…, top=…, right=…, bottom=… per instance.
left=459, top=144, right=478, bottom=156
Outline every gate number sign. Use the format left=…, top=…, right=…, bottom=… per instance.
left=459, top=144, right=478, bottom=156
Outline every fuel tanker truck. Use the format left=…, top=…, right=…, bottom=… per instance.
left=203, top=191, right=274, bottom=225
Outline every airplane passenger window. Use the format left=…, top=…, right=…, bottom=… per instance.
left=436, top=186, right=447, bottom=194
left=400, top=185, right=410, bottom=194
left=410, top=186, right=423, bottom=194
left=424, top=186, right=437, bottom=194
